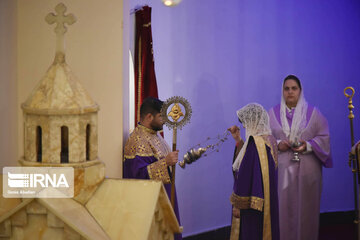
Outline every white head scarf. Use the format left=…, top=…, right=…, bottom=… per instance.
left=280, top=77, right=308, bottom=143
left=232, top=103, right=272, bottom=171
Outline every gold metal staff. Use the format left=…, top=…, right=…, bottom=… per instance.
left=161, top=96, right=192, bottom=208
left=344, top=86, right=359, bottom=239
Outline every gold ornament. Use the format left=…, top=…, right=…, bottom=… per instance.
left=168, top=103, right=184, bottom=122
left=161, top=96, right=192, bottom=130
left=160, top=96, right=192, bottom=208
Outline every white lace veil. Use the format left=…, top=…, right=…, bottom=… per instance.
left=280, top=78, right=308, bottom=143
left=232, top=103, right=272, bottom=171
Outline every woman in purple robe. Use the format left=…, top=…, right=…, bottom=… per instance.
left=268, top=75, right=332, bottom=240
left=229, top=103, right=279, bottom=240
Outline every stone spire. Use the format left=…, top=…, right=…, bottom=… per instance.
left=22, top=3, right=99, bottom=115
left=45, top=3, right=76, bottom=64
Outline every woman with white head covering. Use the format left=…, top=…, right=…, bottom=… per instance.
left=268, top=75, right=332, bottom=240
left=228, top=103, right=279, bottom=240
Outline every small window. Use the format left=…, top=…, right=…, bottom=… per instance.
left=61, top=126, right=69, bottom=163
left=86, top=124, right=90, bottom=161
left=36, top=126, right=42, bottom=162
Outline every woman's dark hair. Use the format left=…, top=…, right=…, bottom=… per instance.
left=283, top=75, right=302, bottom=90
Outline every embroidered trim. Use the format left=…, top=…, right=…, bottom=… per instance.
left=263, top=135, right=278, bottom=168
left=124, top=125, right=170, bottom=160
left=138, top=124, right=157, bottom=134
left=253, top=136, right=272, bottom=240
left=137, top=37, right=141, bottom=124
left=230, top=215, right=240, bottom=240
left=230, top=193, right=264, bottom=211
left=147, top=159, right=171, bottom=183
left=123, top=153, right=156, bottom=159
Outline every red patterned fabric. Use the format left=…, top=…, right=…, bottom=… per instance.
left=134, top=6, right=159, bottom=126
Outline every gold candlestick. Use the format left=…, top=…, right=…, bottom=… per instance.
left=344, top=86, right=360, bottom=239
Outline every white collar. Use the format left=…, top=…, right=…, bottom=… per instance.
left=286, top=106, right=295, bottom=114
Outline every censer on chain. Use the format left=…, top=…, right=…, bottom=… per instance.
left=179, top=130, right=230, bottom=168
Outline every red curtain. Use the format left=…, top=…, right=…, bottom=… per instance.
left=134, top=6, right=159, bottom=126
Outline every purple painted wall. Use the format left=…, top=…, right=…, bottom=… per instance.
left=130, top=0, right=360, bottom=236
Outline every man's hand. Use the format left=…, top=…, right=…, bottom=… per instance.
left=278, top=140, right=291, bottom=152
left=165, top=151, right=179, bottom=166
left=232, top=206, right=240, bottom=218
left=292, top=140, right=307, bottom=153
left=228, top=125, right=242, bottom=144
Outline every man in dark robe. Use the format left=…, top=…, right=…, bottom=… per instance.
left=123, top=97, right=182, bottom=240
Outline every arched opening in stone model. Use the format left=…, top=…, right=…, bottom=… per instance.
left=86, top=124, right=90, bottom=161
left=61, top=126, right=69, bottom=163
left=36, top=126, right=42, bottom=162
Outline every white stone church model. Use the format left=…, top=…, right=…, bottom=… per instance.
left=0, top=3, right=180, bottom=240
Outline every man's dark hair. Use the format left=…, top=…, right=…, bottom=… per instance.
left=283, top=74, right=302, bottom=90
left=140, top=97, right=164, bottom=119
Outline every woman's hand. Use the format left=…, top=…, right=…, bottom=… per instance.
left=228, top=125, right=242, bottom=144
left=292, top=140, right=307, bottom=153
left=278, top=140, right=291, bottom=152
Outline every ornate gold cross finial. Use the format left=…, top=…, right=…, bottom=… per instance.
left=161, top=96, right=192, bottom=130
left=45, top=3, right=76, bottom=61
left=168, top=103, right=184, bottom=122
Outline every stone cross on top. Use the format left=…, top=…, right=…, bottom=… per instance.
left=45, top=3, right=76, bottom=61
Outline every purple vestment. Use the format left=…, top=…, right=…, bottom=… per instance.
left=231, top=136, right=280, bottom=240
left=269, top=104, right=332, bottom=240
left=123, top=124, right=182, bottom=240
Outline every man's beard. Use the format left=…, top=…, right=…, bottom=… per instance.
left=150, top=122, right=163, bottom=131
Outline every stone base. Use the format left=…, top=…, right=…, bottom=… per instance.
left=18, top=158, right=105, bottom=205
